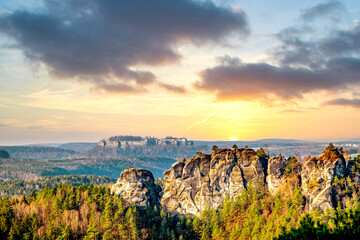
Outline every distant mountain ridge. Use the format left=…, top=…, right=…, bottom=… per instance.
left=58, top=142, right=97, bottom=152
left=252, top=138, right=311, bottom=143
left=194, top=138, right=311, bottom=146
left=2, top=136, right=359, bottom=160
left=16, top=137, right=360, bottom=148
left=0, top=146, right=77, bottom=159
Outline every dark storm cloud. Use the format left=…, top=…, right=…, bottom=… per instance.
left=195, top=2, right=360, bottom=101
left=325, top=98, right=360, bottom=108
left=0, top=0, right=248, bottom=93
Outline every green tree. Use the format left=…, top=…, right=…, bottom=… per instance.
left=8, top=224, right=20, bottom=240
left=126, top=206, right=140, bottom=240
left=0, top=149, right=10, bottom=158
left=0, top=198, right=14, bottom=239
left=57, top=225, right=71, bottom=240
left=196, top=152, right=204, bottom=158
left=84, top=208, right=99, bottom=240
left=101, top=199, right=114, bottom=240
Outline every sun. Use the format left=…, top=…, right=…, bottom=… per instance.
left=230, top=137, right=237, bottom=141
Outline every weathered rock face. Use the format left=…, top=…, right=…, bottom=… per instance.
left=161, top=148, right=267, bottom=215
left=111, top=144, right=358, bottom=215
left=301, top=146, right=347, bottom=211
left=111, top=167, right=161, bottom=209
left=266, top=155, right=289, bottom=195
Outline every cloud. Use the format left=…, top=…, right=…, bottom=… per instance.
left=186, top=112, right=216, bottom=131
left=280, top=109, right=305, bottom=113
left=0, top=0, right=248, bottom=94
left=0, top=123, right=7, bottom=127
left=91, top=82, right=146, bottom=94
left=158, top=82, right=186, bottom=94
left=274, top=23, right=360, bottom=69
left=216, top=55, right=242, bottom=65
left=27, top=125, right=44, bottom=129
left=195, top=2, right=360, bottom=101
left=300, top=1, right=346, bottom=22
left=325, top=98, right=360, bottom=108
left=195, top=56, right=360, bottom=100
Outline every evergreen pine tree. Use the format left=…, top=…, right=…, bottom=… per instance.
left=101, top=199, right=114, bottom=240
left=84, top=208, right=99, bottom=240
left=57, top=225, right=71, bottom=240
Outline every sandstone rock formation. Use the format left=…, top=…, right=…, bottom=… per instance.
left=301, top=144, right=347, bottom=211
left=99, top=135, right=193, bottom=149
left=161, top=148, right=268, bottom=215
left=111, top=144, right=358, bottom=215
left=84, top=135, right=198, bottom=159
left=111, top=167, right=161, bottom=209
left=266, top=155, right=289, bottom=194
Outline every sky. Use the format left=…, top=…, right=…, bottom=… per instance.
left=1, top=0, right=360, bottom=145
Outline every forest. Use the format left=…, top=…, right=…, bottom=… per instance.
left=1, top=174, right=360, bottom=240
left=0, top=146, right=77, bottom=159
left=1, top=147, right=360, bottom=239
left=0, top=156, right=176, bottom=181
left=0, top=175, right=115, bottom=197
